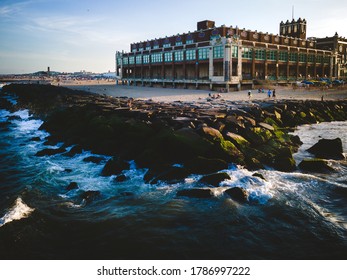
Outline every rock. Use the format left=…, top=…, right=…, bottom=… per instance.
left=83, top=156, right=105, bottom=164
left=101, top=157, right=130, bottom=176
left=224, top=132, right=250, bottom=149
left=298, top=159, right=335, bottom=172
left=80, top=190, right=101, bottom=202
left=186, top=157, right=228, bottom=175
left=252, top=173, right=266, bottom=180
left=258, top=122, right=275, bottom=131
left=30, top=136, right=41, bottom=142
left=63, top=145, right=83, bottom=157
left=35, top=147, right=66, bottom=157
left=66, top=182, right=78, bottom=191
left=199, top=172, right=231, bottom=187
left=290, top=135, right=303, bottom=146
left=148, top=166, right=191, bottom=184
left=225, top=187, right=248, bottom=203
left=199, top=126, right=223, bottom=141
left=272, top=148, right=296, bottom=172
left=115, top=174, right=127, bottom=182
left=177, top=188, right=214, bottom=198
left=307, top=138, right=344, bottom=159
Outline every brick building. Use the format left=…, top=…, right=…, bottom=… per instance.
left=115, top=19, right=343, bottom=91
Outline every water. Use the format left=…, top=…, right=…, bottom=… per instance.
left=0, top=93, right=346, bottom=259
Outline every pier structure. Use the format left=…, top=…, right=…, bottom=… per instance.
left=116, top=19, right=343, bottom=91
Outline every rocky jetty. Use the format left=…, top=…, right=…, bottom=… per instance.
left=2, top=84, right=347, bottom=183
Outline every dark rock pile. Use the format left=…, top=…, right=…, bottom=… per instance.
left=2, top=84, right=347, bottom=184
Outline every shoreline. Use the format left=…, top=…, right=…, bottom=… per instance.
left=61, top=81, right=347, bottom=103
left=1, top=83, right=346, bottom=182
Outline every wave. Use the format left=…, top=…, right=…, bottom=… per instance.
left=0, top=197, right=35, bottom=227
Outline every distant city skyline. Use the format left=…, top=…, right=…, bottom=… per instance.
left=0, top=0, right=346, bottom=74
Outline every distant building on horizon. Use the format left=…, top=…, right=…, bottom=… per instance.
left=115, top=18, right=345, bottom=91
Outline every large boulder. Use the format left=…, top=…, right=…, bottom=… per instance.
left=199, top=172, right=231, bottom=187
left=101, top=157, right=130, bottom=176
left=307, top=138, right=344, bottom=159
left=35, top=147, right=66, bottom=157
left=145, top=166, right=191, bottom=184
left=298, top=159, right=335, bottom=173
left=272, top=148, right=296, bottom=172
left=225, top=187, right=248, bottom=203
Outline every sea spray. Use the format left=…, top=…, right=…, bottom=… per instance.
left=0, top=197, right=34, bottom=227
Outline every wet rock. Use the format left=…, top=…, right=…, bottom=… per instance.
left=186, top=157, right=228, bottom=175
left=272, top=148, right=296, bottom=172
left=83, top=156, right=105, bottom=164
left=307, top=138, right=344, bottom=159
left=177, top=188, right=214, bottom=198
left=66, top=182, right=78, bottom=191
left=252, top=173, right=266, bottom=180
left=101, top=157, right=130, bottom=176
left=63, top=145, right=83, bottom=157
left=225, top=187, right=248, bottom=203
left=115, top=174, right=127, bottom=182
left=199, top=172, right=231, bottom=187
left=148, top=166, right=191, bottom=184
left=298, top=159, right=335, bottom=173
left=30, top=136, right=41, bottom=142
left=35, top=147, right=66, bottom=157
left=80, top=190, right=101, bottom=202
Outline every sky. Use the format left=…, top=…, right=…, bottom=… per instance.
left=0, top=0, right=346, bottom=74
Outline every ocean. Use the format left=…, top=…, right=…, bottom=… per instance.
left=0, top=92, right=346, bottom=260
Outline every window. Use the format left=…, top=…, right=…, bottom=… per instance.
left=151, top=53, right=162, bottom=63
left=186, top=49, right=196, bottom=61
left=129, top=56, right=135, bottom=65
left=132, top=48, right=137, bottom=52
left=153, top=45, right=159, bottom=49
left=242, top=47, right=253, bottom=59
left=123, top=57, right=128, bottom=65
left=213, top=46, right=224, bottom=59
left=186, top=39, right=194, bottom=44
left=289, top=52, right=297, bottom=62
left=136, top=55, right=142, bottom=64
left=198, top=48, right=209, bottom=60
left=255, top=49, right=265, bottom=60
left=117, top=57, right=122, bottom=66
left=308, top=54, right=314, bottom=63
left=324, top=56, right=330, bottom=63
left=279, top=51, right=288, bottom=61
left=139, top=47, right=144, bottom=51
left=164, top=52, right=173, bottom=62
left=174, top=51, right=184, bottom=61
left=163, top=43, right=171, bottom=48
left=316, top=56, right=323, bottom=63
left=143, top=55, right=150, bottom=64
left=232, top=46, right=238, bottom=58
left=175, top=41, right=183, bottom=46
left=145, top=46, right=151, bottom=50
left=299, top=53, right=307, bottom=63
left=267, top=50, right=276, bottom=61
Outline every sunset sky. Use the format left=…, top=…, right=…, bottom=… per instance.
left=0, top=0, right=346, bottom=74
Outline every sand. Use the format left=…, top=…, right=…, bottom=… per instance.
left=60, top=80, right=347, bottom=103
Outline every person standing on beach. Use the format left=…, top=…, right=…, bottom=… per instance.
left=248, top=90, right=252, bottom=99
left=267, top=89, right=272, bottom=98
left=272, top=89, right=276, bottom=98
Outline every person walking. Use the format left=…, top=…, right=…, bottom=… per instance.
left=267, top=89, right=272, bottom=98
left=248, top=90, right=252, bottom=99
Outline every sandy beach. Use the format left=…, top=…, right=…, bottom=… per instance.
left=60, top=80, right=347, bottom=103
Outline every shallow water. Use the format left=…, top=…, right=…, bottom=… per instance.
left=0, top=93, right=346, bottom=259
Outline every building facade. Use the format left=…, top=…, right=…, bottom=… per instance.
left=115, top=19, right=342, bottom=91
left=316, top=32, right=347, bottom=79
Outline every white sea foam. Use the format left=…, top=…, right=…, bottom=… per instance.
left=0, top=197, right=35, bottom=227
